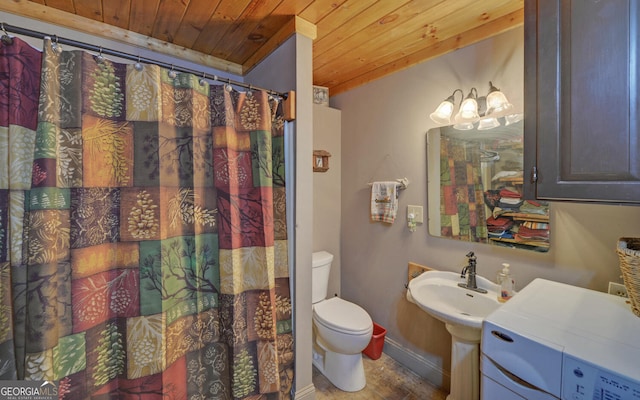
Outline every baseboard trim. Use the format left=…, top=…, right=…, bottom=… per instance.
left=382, top=337, right=450, bottom=391
left=292, top=383, right=316, bottom=400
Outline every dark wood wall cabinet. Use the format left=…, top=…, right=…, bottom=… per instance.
left=524, top=0, right=640, bottom=203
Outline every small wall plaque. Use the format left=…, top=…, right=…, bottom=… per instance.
left=313, top=150, right=331, bottom=172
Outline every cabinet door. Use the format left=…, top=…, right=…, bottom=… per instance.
left=524, top=0, right=640, bottom=203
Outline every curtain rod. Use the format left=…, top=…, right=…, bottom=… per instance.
left=0, top=22, right=287, bottom=99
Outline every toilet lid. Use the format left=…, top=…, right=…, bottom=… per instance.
left=313, top=297, right=372, bottom=335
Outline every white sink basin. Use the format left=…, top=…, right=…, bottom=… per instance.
left=407, top=270, right=501, bottom=330
left=407, top=269, right=504, bottom=400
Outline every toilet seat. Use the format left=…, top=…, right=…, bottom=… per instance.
left=313, top=297, right=372, bottom=335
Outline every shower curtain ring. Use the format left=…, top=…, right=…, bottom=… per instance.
left=168, top=65, right=177, bottom=79
left=96, top=46, right=105, bottom=63
left=199, top=71, right=207, bottom=86
left=0, top=23, right=13, bottom=45
left=134, top=55, right=143, bottom=71
left=52, top=35, right=62, bottom=53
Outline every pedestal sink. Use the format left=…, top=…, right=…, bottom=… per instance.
left=406, top=270, right=502, bottom=400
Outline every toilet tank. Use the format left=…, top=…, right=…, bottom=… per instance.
left=312, top=251, right=333, bottom=304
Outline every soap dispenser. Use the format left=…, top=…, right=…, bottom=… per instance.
left=497, top=263, right=514, bottom=302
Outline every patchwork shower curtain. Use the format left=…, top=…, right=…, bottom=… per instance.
left=0, top=37, right=293, bottom=399
left=439, top=136, right=488, bottom=242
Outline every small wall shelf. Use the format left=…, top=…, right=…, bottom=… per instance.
left=313, top=150, right=331, bottom=172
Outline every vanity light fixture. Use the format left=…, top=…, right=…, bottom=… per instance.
left=430, top=82, right=520, bottom=131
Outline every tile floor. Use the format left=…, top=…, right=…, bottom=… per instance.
left=312, top=353, right=448, bottom=400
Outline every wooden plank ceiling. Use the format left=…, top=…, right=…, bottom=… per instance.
left=7, top=0, right=523, bottom=96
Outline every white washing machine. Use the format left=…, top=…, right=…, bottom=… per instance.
left=481, top=278, right=640, bottom=400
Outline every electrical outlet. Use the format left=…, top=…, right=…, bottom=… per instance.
left=608, top=282, right=628, bottom=298
left=407, top=205, right=423, bottom=224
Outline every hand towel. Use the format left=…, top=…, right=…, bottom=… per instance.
left=371, top=181, right=398, bottom=223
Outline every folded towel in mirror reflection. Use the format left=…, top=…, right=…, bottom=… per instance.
left=371, top=181, right=398, bottom=223
left=491, top=170, right=522, bottom=181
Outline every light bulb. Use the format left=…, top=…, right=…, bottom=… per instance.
left=485, top=81, right=513, bottom=114
left=453, top=122, right=474, bottom=130
left=454, top=97, right=479, bottom=124
left=429, top=100, right=455, bottom=124
left=477, top=117, right=500, bottom=130
left=504, top=113, right=523, bottom=126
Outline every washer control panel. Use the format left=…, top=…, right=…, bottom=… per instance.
left=562, top=355, right=640, bottom=400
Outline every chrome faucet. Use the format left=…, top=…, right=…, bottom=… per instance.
left=458, top=251, right=487, bottom=293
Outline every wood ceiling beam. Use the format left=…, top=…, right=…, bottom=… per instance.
left=242, top=15, right=317, bottom=75
left=0, top=0, right=243, bottom=75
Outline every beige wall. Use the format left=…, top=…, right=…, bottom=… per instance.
left=331, top=26, right=640, bottom=388
left=246, top=34, right=316, bottom=399
left=289, top=34, right=316, bottom=400
left=313, top=105, right=342, bottom=298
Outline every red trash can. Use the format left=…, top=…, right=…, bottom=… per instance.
left=363, top=322, right=386, bottom=360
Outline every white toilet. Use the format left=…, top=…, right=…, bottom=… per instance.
left=311, top=251, right=373, bottom=392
